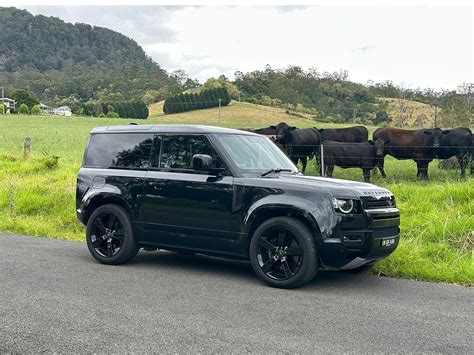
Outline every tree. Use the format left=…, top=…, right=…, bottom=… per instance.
left=11, top=89, right=39, bottom=109
left=19, top=103, right=30, bottom=114
left=142, top=90, right=161, bottom=105
left=31, top=104, right=41, bottom=115
left=92, top=101, right=103, bottom=117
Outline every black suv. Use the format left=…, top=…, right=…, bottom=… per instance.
left=76, top=125, right=400, bottom=288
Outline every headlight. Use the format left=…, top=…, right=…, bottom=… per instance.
left=332, top=198, right=354, bottom=214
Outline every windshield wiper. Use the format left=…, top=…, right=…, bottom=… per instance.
left=259, top=168, right=293, bottom=177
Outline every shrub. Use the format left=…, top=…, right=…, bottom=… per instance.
left=163, top=87, right=231, bottom=114
left=18, top=103, right=30, bottom=114
left=101, top=101, right=148, bottom=119
left=31, top=105, right=41, bottom=115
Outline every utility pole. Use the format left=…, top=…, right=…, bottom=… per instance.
left=218, top=98, right=222, bottom=123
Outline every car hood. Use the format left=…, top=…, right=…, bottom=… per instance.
left=244, top=174, right=393, bottom=199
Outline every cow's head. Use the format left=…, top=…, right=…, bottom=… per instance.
left=274, top=122, right=297, bottom=144
left=424, top=128, right=443, bottom=147
left=372, top=138, right=390, bottom=157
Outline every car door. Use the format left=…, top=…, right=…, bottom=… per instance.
left=140, top=134, right=235, bottom=253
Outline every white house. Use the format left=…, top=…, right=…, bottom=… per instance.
left=53, top=106, right=72, bottom=117
left=2, top=98, right=16, bottom=114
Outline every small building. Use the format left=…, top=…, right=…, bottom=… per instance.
left=2, top=98, right=16, bottom=114
left=39, top=103, right=52, bottom=115
left=53, top=106, right=72, bottom=117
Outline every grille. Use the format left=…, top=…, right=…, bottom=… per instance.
left=373, top=227, right=399, bottom=238
left=363, top=196, right=395, bottom=209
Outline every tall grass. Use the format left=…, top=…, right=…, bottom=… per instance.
left=0, top=113, right=472, bottom=285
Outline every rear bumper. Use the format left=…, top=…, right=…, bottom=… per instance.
left=319, top=208, right=400, bottom=270
left=76, top=208, right=85, bottom=224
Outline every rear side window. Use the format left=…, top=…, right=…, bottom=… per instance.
left=84, top=133, right=153, bottom=169
left=156, top=135, right=221, bottom=170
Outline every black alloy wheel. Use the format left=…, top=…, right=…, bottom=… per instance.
left=256, top=228, right=303, bottom=281
left=250, top=217, right=318, bottom=288
left=86, top=204, right=139, bottom=265
left=90, top=212, right=125, bottom=258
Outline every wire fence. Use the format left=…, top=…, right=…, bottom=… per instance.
left=271, top=143, right=474, bottom=177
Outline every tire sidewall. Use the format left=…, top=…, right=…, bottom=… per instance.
left=86, top=204, right=138, bottom=265
left=250, top=217, right=318, bottom=288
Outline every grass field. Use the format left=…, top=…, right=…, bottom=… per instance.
left=0, top=103, right=473, bottom=286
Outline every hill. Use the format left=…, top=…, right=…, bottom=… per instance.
left=148, top=100, right=323, bottom=129
left=150, top=98, right=442, bottom=129
left=378, top=97, right=438, bottom=127
left=0, top=7, right=178, bottom=103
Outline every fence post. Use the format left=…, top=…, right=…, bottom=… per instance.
left=320, top=144, right=324, bottom=177
left=23, top=136, right=31, bottom=158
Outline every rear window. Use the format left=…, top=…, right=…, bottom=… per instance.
left=84, top=133, right=153, bottom=169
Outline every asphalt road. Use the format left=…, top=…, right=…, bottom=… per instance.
left=1, top=234, right=472, bottom=353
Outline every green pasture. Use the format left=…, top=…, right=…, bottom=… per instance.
left=0, top=111, right=472, bottom=286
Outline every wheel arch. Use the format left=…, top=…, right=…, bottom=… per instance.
left=244, top=205, right=323, bottom=255
left=82, top=194, right=134, bottom=226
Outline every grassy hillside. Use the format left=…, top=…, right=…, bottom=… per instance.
left=379, top=97, right=438, bottom=127
left=149, top=100, right=319, bottom=128
left=0, top=113, right=472, bottom=286
left=152, top=99, right=443, bottom=129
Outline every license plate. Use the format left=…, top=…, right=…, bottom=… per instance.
left=381, top=238, right=396, bottom=247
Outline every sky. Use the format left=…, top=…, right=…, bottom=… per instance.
left=23, top=5, right=473, bottom=90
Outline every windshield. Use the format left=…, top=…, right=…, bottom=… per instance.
left=216, top=134, right=298, bottom=174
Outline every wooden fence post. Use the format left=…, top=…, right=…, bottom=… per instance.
left=23, top=136, right=31, bottom=158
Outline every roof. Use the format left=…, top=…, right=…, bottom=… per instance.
left=90, top=124, right=258, bottom=135
left=55, top=106, right=71, bottom=110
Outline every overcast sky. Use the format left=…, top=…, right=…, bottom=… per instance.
left=23, top=5, right=473, bottom=90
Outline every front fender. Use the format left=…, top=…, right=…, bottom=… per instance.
left=244, top=194, right=341, bottom=242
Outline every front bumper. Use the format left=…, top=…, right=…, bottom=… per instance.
left=319, top=207, right=400, bottom=270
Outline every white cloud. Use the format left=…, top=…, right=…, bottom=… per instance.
left=24, top=5, right=472, bottom=89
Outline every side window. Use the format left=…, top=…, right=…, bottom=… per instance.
left=156, top=135, right=222, bottom=171
left=85, top=133, right=153, bottom=169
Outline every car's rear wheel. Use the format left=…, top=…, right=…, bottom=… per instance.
left=250, top=217, right=318, bottom=288
left=86, top=204, right=139, bottom=265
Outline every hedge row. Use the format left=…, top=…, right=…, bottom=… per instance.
left=163, top=87, right=231, bottom=114
left=82, top=100, right=149, bottom=119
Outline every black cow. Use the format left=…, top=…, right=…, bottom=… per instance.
left=434, top=127, right=472, bottom=177
left=273, top=122, right=321, bottom=173
left=321, top=139, right=389, bottom=182
left=317, top=125, right=369, bottom=143
left=373, top=127, right=444, bottom=179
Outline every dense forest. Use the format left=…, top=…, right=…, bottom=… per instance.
left=0, top=7, right=190, bottom=111
left=1, top=7, right=472, bottom=126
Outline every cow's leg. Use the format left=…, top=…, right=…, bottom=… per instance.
left=416, top=159, right=430, bottom=179
left=290, top=156, right=299, bottom=167
left=471, top=153, right=474, bottom=175
left=326, top=165, right=334, bottom=178
left=377, top=158, right=387, bottom=178
left=363, top=168, right=371, bottom=183
left=301, top=157, right=307, bottom=173
left=459, top=153, right=468, bottom=177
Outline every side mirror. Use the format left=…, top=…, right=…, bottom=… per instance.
left=192, top=154, right=214, bottom=171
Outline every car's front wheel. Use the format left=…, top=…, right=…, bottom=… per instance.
left=250, top=217, right=318, bottom=288
left=86, top=204, right=139, bottom=265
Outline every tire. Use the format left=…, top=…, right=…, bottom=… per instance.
left=249, top=217, right=318, bottom=289
left=86, top=204, right=139, bottom=265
